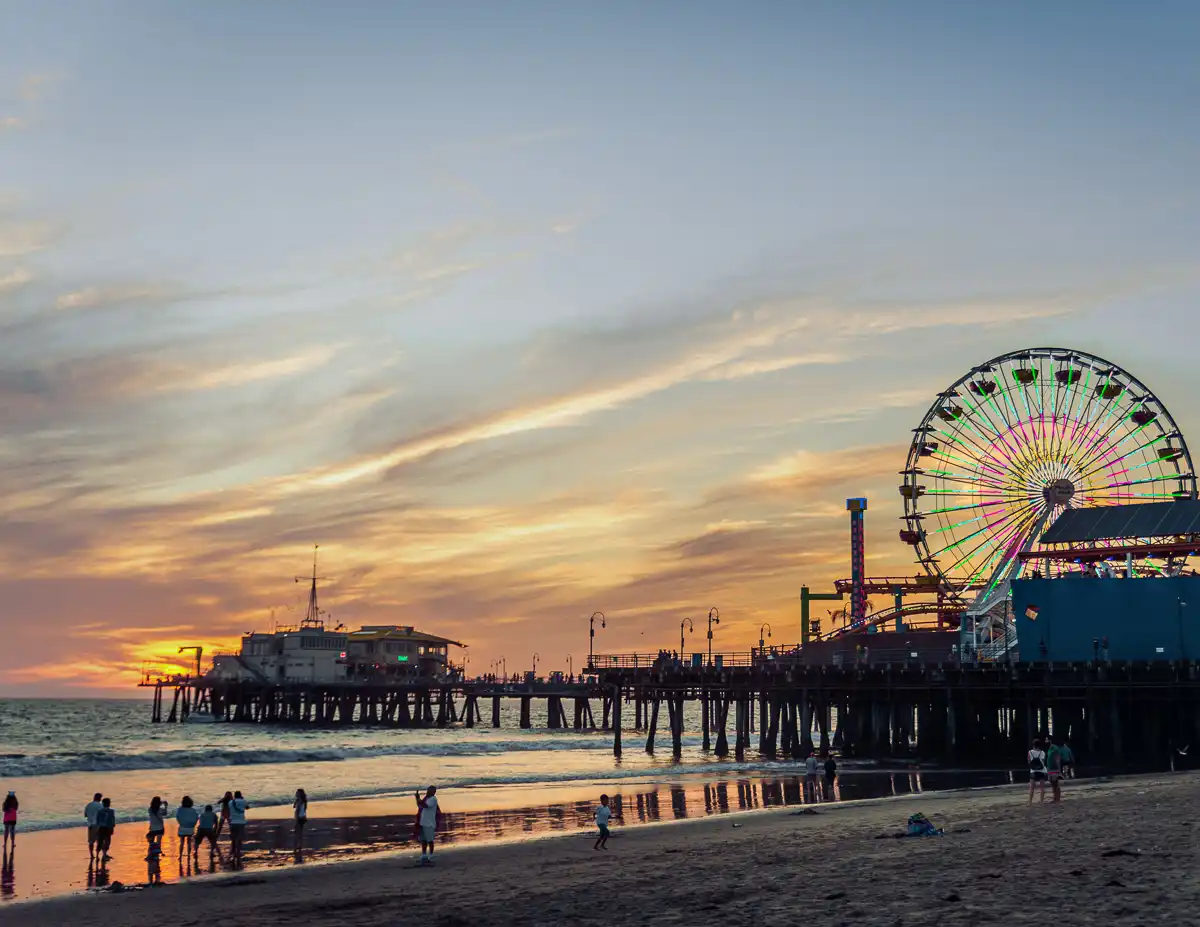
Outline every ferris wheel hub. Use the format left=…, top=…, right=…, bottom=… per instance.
left=1043, top=478, right=1076, bottom=508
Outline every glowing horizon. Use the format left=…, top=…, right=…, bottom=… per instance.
left=3, top=2, right=1200, bottom=695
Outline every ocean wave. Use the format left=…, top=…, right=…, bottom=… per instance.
left=0, top=736, right=676, bottom=779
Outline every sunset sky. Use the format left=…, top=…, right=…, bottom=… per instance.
left=2, top=1, right=1199, bottom=695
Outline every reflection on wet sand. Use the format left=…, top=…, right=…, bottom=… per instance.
left=0, top=769, right=1014, bottom=902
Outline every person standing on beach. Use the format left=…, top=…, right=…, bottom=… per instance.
left=196, top=805, right=218, bottom=856
left=1046, top=738, right=1064, bottom=802
left=175, top=796, right=200, bottom=859
left=1028, top=739, right=1048, bottom=803
left=593, top=794, right=613, bottom=850
left=96, top=798, right=116, bottom=862
left=804, top=750, right=820, bottom=802
left=85, top=792, right=103, bottom=861
left=217, top=791, right=233, bottom=839
left=823, top=753, right=838, bottom=800
left=146, top=796, right=167, bottom=857
left=293, top=789, right=308, bottom=853
left=228, top=791, right=249, bottom=860
left=1060, top=740, right=1076, bottom=779
left=416, top=786, right=440, bottom=866
left=2, top=792, right=16, bottom=850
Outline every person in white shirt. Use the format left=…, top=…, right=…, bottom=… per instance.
left=416, top=786, right=440, bottom=865
left=804, top=752, right=820, bottom=802
left=84, top=793, right=104, bottom=861
left=229, top=791, right=250, bottom=860
left=1028, top=739, right=1048, bottom=803
left=593, top=794, right=613, bottom=850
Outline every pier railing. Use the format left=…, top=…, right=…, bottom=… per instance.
left=589, top=647, right=802, bottom=670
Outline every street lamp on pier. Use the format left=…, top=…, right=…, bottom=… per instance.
left=532, top=652, right=540, bottom=679
left=588, top=612, right=606, bottom=667
left=707, top=608, right=720, bottom=665
left=759, top=623, right=772, bottom=653
left=566, top=654, right=573, bottom=679
left=680, top=617, right=694, bottom=660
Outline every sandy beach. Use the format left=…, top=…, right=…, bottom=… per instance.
left=6, top=772, right=1196, bottom=927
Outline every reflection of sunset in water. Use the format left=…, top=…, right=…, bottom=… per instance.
left=0, top=769, right=1013, bottom=902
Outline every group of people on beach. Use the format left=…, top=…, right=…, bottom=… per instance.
left=77, top=789, right=260, bottom=871
left=1027, top=736, right=1075, bottom=802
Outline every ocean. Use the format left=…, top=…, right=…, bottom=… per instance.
left=0, top=697, right=825, bottom=831
left=0, top=697, right=1028, bottom=902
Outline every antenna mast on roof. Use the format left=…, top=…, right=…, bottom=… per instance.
left=296, top=545, right=327, bottom=629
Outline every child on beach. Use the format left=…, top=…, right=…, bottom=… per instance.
left=594, top=794, right=613, bottom=850
left=2, top=792, right=16, bottom=850
left=96, top=798, right=116, bottom=862
left=196, top=805, right=218, bottom=855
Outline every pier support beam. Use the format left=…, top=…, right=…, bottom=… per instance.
left=612, top=685, right=623, bottom=758
left=646, top=696, right=660, bottom=754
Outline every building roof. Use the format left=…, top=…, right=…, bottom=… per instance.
left=1040, top=500, right=1200, bottom=544
left=346, top=625, right=464, bottom=647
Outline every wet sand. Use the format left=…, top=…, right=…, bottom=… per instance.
left=0, top=768, right=1010, bottom=902
left=6, top=772, right=1197, bottom=927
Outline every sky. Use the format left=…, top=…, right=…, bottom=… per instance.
left=1, top=1, right=1198, bottom=695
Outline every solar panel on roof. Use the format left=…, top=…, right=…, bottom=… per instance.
left=1041, top=500, right=1200, bottom=543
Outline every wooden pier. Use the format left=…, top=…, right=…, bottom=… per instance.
left=142, top=655, right=1200, bottom=771
left=602, top=657, right=1200, bottom=770
left=142, top=676, right=615, bottom=732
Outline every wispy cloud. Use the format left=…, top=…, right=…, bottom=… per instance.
left=289, top=298, right=1071, bottom=491
left=0, top=266, right=32, bottom=293
left=54, top=283, right=175, bottom=312
left=0, top=220, right=57, bottom=257
left=168, top=344, right=344, bottom=393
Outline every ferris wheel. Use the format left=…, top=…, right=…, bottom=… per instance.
left=900, top=348, right=1197, bottom=613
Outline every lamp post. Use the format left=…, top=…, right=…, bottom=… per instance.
left=566, top=654, right=573, bottom=680
left=497, top=656, right=506, bottom=683
left=707, top=607, right=720, bottom=665
left=759, top=622, right=772, bottom=653
left=680, top=617, right=694, bottom=660
left=532, top=652, right=540, bottom=679
left=588, top=612, right=606, bottom=668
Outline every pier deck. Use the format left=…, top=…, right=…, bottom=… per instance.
left=141, top=653, right=1200, bottom=772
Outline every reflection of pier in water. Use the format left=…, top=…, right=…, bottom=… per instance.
left=243, top=769, right=1011, bottom=858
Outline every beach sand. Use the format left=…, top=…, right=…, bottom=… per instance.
left=6, top=772, right=1197, bottom=927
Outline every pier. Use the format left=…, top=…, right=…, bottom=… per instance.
left=599, top=656, right=1200, bottom=770
left=141, top=675, right=616, bottom=732
left=142, top=652, right=1200, bottom=772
